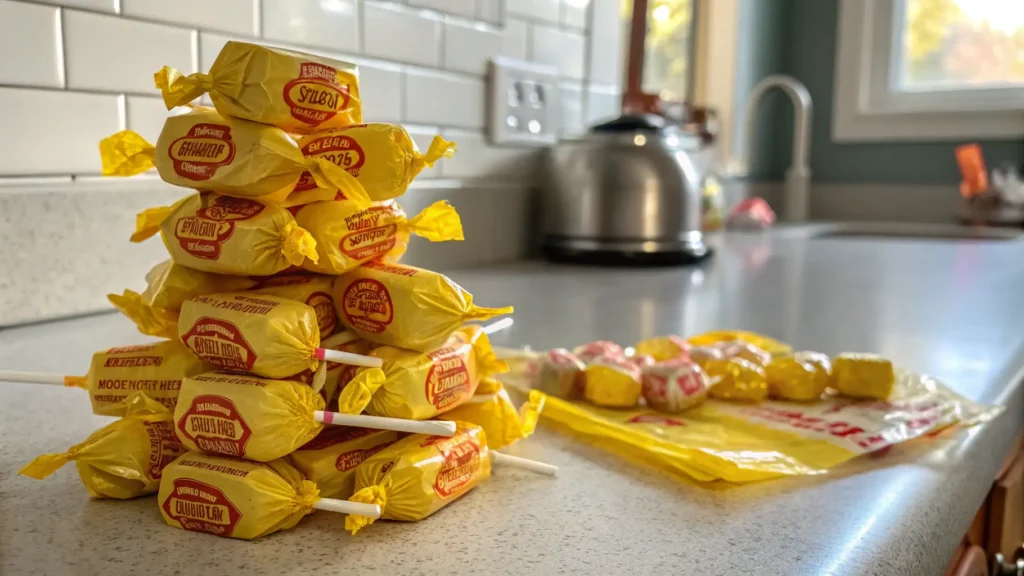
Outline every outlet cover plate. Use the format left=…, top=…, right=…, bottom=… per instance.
left=487, top=57, right=561, bottom=147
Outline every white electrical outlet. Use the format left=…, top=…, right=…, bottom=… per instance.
left=487, top=57, right=561, bottom=146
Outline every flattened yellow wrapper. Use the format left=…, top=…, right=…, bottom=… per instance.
left=294, top=200, right=463, bottom=275
left=346, top=422, right=491, bottom=534
left=333, top=260, right=513, bottom=352
left=19, top=394, right=185, bottom=499
left=438, top=379, right=543, bottom=450
left=131, top=193, right=319, bottom=276
left=99, top=107, right=370, bottom=207
left=293, top=124, right=455, bottom=201
left=156, top=41, right=361, bottom=134
left=159, top=452, right=320, bottom=540
left=359, top=325, right=508, bottom=420
left=177, top=292, right=321, bottom=379
left=174, top=372, right=324, bottom=462
left=288, top=427, right=400, bottom=499
left=63, top=340, right=213, bottom=417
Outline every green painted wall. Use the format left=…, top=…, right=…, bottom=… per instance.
left=747, top=0, right=1023, bottom=183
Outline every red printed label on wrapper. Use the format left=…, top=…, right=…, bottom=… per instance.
left=173, top=197, right=264, bottom=260
left=295, top=133, right=366, bottom=191
left=180, top=317, right=258, bottom=372
left=341, top=279, right=393, bottom=334
left=104, top=355, right=163, bottom=368
left=425, top=336, right=472, bottom=411
left=432, top=438, right=480, bottom=498
left=335, top=442, right=393, bottom=472
left=306, top=292, right=337, bottom=336
left=283, top=62, right=350, bottom=127
left=168, top=124, right=235, bottom=181
left=176, top=394, right=253, bottom=458
left=162, top=478, right=242, bottom=537
left=627, top=413, right=685, bottom=427
left=144, top=421, right=186, bottom=480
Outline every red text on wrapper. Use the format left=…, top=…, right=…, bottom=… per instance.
left=341, top=279, right=393, bottom=333
left=168, top=124, right=235, bottom=181
left=425, top=334, right=472, bottom=410
left=294, top=133, right=366, bottom=191
left=336, top=442, right=393, bottom=472
left=283, top=62, right=350, bottom=126
left=173, top=196, right=265, bottom=260
left=144, top=421, right=186, bottom=480
left=176, top=394, right=253, bottom=458
left=340, top=206, right=398, bottom=261
left=305, top=292, right=337, bottom=336
left=180, top=317, right=258, bottom=371
left=432, top=438, right=481, bottom=498
left=162, top=478, right=242, bottom=537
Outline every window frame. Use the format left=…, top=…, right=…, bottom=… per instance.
left=833, top=0, right=1024, bottom=142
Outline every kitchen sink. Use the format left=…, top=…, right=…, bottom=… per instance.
left=804, top=222, right=1023, bottom=242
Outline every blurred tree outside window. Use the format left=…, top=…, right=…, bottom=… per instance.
left=622, top=0, right=695, bottom=104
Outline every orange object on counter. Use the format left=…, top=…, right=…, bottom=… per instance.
left=704, top=358, right=769, bottom=402
left=155, top=41, right=361, bottom=134
left=63, top=340, right=213, bottom=416
left=19, top=393, right=184, bottom=499
left=288, top=427, right=400, bottom=499
left=333, top=260, right=513, bottom=352
left=956, top=144, right=989, bottom=198
left=294, top=124, right=455, bottom=201
left=100, top=107, right=370, bottom=207
left=294, top=200, right=463, bottom=275
left=346, top=422, right=491, bottom=534
left=131, top=194, right=319, bottom=277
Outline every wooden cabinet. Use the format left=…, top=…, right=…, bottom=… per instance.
left=950, top=545, right=990, bottom=576
left=987, top=446, right=1024, bottom=559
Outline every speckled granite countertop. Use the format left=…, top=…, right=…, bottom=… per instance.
left=3, top=229, right=1024, bottom=575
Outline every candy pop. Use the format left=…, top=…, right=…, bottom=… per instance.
left=177, top=293, right=380, bottom=380
left=100, top=107, right=370, bottom=207
left=131, top=194, right=320, bottom=276
left=174, top=372, right=456, bottom=462
left=0, top=340, right=212, bottom=416
left=640, top=357, right=708, bottom=413
left=294, top=200, right=463, bottom=275
left=288, top=427, right=400, bottom=499
left=704, top=358, right=769, bottom=402
left=155, top=41, right=361, bottom=134
left=158, top=452, right=381, bottom=540
left=831, top=353, right=895, bottom=400
left=633, top=335, right=690, bottom=363
left=582, top=355, right=643, bottom=408
left=346, top=423, right=556, bottom=534
left=294, top=123, right=455, bottom=201
left=573, top=340, right=625, bottom=363
left=438, top=379, right=543, bottom=450
left=19, top=394, right=184, bottom=499
left=334, top=260, right=513, bottom=352
left=766, top=352, right=830, bottom=402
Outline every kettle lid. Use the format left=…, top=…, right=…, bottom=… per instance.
left=590, top=114, right=665, bottom=133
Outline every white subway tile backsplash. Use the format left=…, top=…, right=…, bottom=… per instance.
left=364, top=2, right=442, bottom=67
left=561, top=0, right=589, bottom=28
left=501, top=18, right=528, bottom=60
left=125, top=95, right=173, bottom=143
left=532, top=25, right=584, bottom=79
left=64, top=10, right=195, bottom=94
left=444, top=20, right=502, bottom=76
left=0, top=1, right=63, bottom=88
left=440, top=129, right=537, bottom=179
left=404, top=124, right=444, bottom=178
left=405, top=69, right=484, bottom=128
left=358, top=63, right=403, bottom=122
left=122, top=0, right=257, bottom=36
left=261, top=0, right=359, bottom=54
left=0, top=88, right=121, bottom=175
left=507, top=0, right=558, bottom=23
left=560, top=81, right=585, bottom=136
left=28, top=0, right=116, bottom=13
left=198, top=32, right=244, bottom=70
left=585, top=84, right=620, bottom=125
left=409, top=0, right=474, bottom=18
left=587, top=0, right=624, bottom=86
left=475, top=0, right=502, bottom=24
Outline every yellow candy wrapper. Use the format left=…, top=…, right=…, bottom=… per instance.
left=322, top=337, right=375, bottom=410
left=175, top=370, right=385, bottom=462
left=100, top=107, right=370, bottom=207
left=439, top=379, right=543, bottom=449
left=766, top=352, right=830, bottom=402
left=346, top=423, right=491, bottom=534
left=334, top=260, right=513, bottom=352
left=294, top=200, right=463, bottom=275
left=582, top=356, right=643, bottom=408
left=831, top=353, right=895, bottom=400
left=686, top=331, right=791, bottom=355
left=19, top=393, right=184, bottom=499
left=640, top=358, right=708, bottom=413
left=131, top=193, right=320, bottom=276
left=633, top=335, right=690, bottom=362
left=63, top=340, right=213, bottom=416
left=704, top=358, right=769, bottom=403
left=158, top=452, right=320, bottom=540
left=155, top=41, right=361, bottom=134
left=248, top=274, right=338, bottom=339
left=354, top=325, right=508, bottom=420
left=293, top=124, right=455, bottom=201
left=288, top=427, right=400, bottom=499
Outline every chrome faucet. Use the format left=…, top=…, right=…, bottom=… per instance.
left=729, top=75, right=813, bottom=222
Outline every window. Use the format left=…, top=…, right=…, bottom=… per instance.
left=833, top=0, right=1024, bottom=141
left=640, top=0, right=696, bottom=104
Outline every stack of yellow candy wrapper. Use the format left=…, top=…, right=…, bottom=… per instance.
left=16, top=41, right=554, bottom=540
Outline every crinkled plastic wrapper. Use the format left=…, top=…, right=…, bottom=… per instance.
left=19, top=394, right=185, bottom=498
left=439, top=379, right=543, bottom=450
left=156, top=41, right=361, bottom=134
left=346, top=423, right=491, bottom=534
left=63, top=340, right=213, bottom=416
left=522, top=370, right=1001, bottom=483
left=288, top=427, right=400, bottom=499
left=295, top=200, right=463, bottom=275
left=247, top=274, right=338, bottom=339
left=333, top=260, right=513, bottom=352
left=158, top=452, right=320, bottom=540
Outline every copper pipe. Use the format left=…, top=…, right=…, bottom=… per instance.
left=623, top=0, right=649, bottom=113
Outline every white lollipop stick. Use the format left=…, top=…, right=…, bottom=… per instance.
left=310, top=361, right=328, bottom=394
left=481, top=317, right=514, bottom=335
left=491, top=451, right=558, bottom=476
left=315, top=348, right=382, bottom=368
left=312, top=498, right=381, bottom=518
left=0, top=371, right=68, bottom=386
left=314, top=411, right=457, bottom=437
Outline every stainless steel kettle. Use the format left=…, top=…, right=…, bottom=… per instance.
left=541, top=114, right=713, bottom=265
